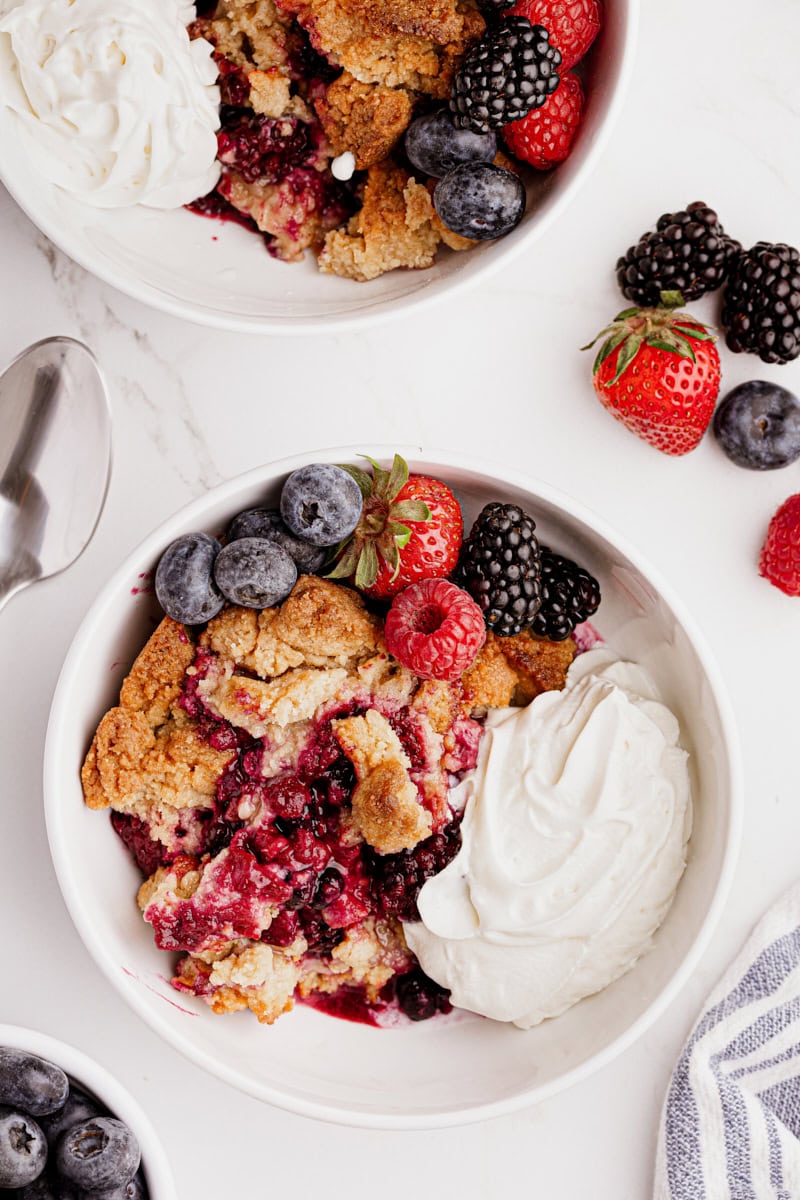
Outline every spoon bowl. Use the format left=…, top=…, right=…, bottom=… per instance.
left=0, top=337, right=111, bottom=611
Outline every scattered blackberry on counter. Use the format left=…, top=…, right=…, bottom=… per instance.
left=713, top=381, right=800, bottom=470
left=531, top=548, right=600, bottom=641
left=721, top=242, right=800, bottom=364
left=404, top=110, right=497, bottom=179
left=450, top=18, right=561, bottom=133
left=454, top=503, right=542, bottom=637
left=616, top=202, right=741, bottom=307
left=395, top=969, right=452, bottom=1022
left=434, top=162, right=525, bottom=240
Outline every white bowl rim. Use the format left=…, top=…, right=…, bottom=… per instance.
left=44, top=445, right=743, bottom=1129
left=0, top=6, right=638, bottom=336
left=0, top=1022, right=177, bottom=1196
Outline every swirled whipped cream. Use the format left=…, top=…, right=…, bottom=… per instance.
left=404, top=648, right=692, bottom=1028
left=0, top=0, right=220, bottom=208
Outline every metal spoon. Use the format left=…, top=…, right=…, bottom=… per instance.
left=0, top=337, right=111, bottom=613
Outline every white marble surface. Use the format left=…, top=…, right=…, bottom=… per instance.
left=1, top=1, right=800, bottom=1195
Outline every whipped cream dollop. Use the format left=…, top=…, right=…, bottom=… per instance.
left=404, top=648, right=692, bottom=1029
left=0, top=0, right=220, bottom=208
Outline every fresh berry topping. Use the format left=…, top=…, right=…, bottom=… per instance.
left=450, top=18, right=561, bottom=134
left=759, top=494, right=800, bottom=596
left=280, top=463, right=363, bottom=547
left=329, top=455, right=462, bottom=600
left=531, top=548, right=600, bottom=640
left=0, top=1109, right=47, bottom=1188
left=616, top=202, right=741, bottom=308
left=0, top=1050, right=69, bottom=1117
left=404, top=110, right=497, bottom=179
left=502, top=71, right=583, bottom=169
left=384, top=579, right=486, bottom=681
left=584, top=300, right=722, bottom=455
left=508, top=0, right=602, bottom=70
left=454, top=502, right=542, bottom=637
left=154, top=533, right=225, bottom=625
left=213, top=537, right=297, bottom=608
left=713, top=381, right=800, bottom=470
left=395, top=968, right=453, bottom=1021
left=363, top=821, right=462, bottom=922
left=434, top=162, right=526, bottom=240
left=721, top=242, right=800, bottom=364
left=227, top=508, right=327, bottom=573
left=55, top=1118, right=140, bottom=1192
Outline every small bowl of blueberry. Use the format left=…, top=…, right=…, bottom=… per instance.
left=0, top=1025, right=175, bottom=1200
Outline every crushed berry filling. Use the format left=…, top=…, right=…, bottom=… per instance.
left=186, top=188, right=261, bottom=234
left=394, top=968, right=452, bottom=1021
left=217, top=109, right=316, bottom=184
left=362, top=821, right=463, bottom=923
left=111, top=812, right=169, bottom=877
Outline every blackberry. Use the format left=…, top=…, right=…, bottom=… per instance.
left=531, top=547, right=600, bottom=641
left=721, top=242, right=800, bottom=365
left=616, top=202, right=741, bottom=307
left=476, top=0, right=517, bottom=16
left=395, top=969, right=452, bottom=1021
left=363, top=822, right=462, bottom=923
left=450, top=17, right=561, bottom=134
left=454, top=502, right=542, bottom=637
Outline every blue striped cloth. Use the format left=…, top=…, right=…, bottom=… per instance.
left=655, top=886, right=800, bottom=1200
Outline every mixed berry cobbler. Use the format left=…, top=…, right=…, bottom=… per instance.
left=185, top=0, right=601, bottom=279
left=81, top=575, right=577, bottom=1025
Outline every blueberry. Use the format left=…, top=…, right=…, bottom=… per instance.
left=76, top=1171, right=147, bottom=1199
left=227, top=508, right=327, bottom=573
left=280, top=464, right=363, bottom=547
left=39, top=1087, right=103, bottom=1151
left=713, top=380, right=800, bottom=469
left=154, top=533, right=225, bottom=624
left=0, top=1051, right=69, bottom=1119
left=55, top=1118, right=140, bottom=1192
left=404, top=110, right=497, bottom=179
left=0, top=1107, right=47, bottom=1188
left=433, top=162, right=526, bottom=241
left=213, top=537, right=297, bottom=608
left=20, top=1175, right=78, bottom=1198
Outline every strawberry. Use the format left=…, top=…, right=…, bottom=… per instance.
left=759, top=494, right=800, bottom=596
left=583, top=295, right=722, bottom=455
left=502, top=72, right=584, bottom=169
left=328, top=455, right=463, bottom=600
left=507, top=0, right=602, bottom=72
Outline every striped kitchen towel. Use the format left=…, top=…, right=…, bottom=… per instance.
left=654, top=883, right=800, bottom=1200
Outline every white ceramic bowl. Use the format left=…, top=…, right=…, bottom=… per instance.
left=44, top=448, right=741, bottom=1128
left=0, top=4, right=636, bottom=333
left=0, top=1023, right=176, bottom=1197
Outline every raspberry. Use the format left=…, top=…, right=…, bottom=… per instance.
left=508, top=0, right=602, bottom=71
left=759, top=494, right=800, bottom=596
left=502, top=72, right=584, bottom=169
left=384, top=578, right=486, bottom=681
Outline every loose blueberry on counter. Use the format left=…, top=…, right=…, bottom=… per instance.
left=154, top=533, right=225, bottom=624
left=433, top=162, right=526, bottom=241
left=404, top=110, right=497, bottom=179
left=227, top=508, right=327, bottom=573
left=213, top=537, right=297, bottom=608
left=39, top=1086, right=103, bottom=1151
left=280, top=464, right=363, bottom=547
left=0, top=1107, right=48, bottom=1188
left=0, top=1051, right=69, bottom=1119
left=55, top=1117, right=140, bottom=1193
left=713, top=380, right=800, bottom=469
